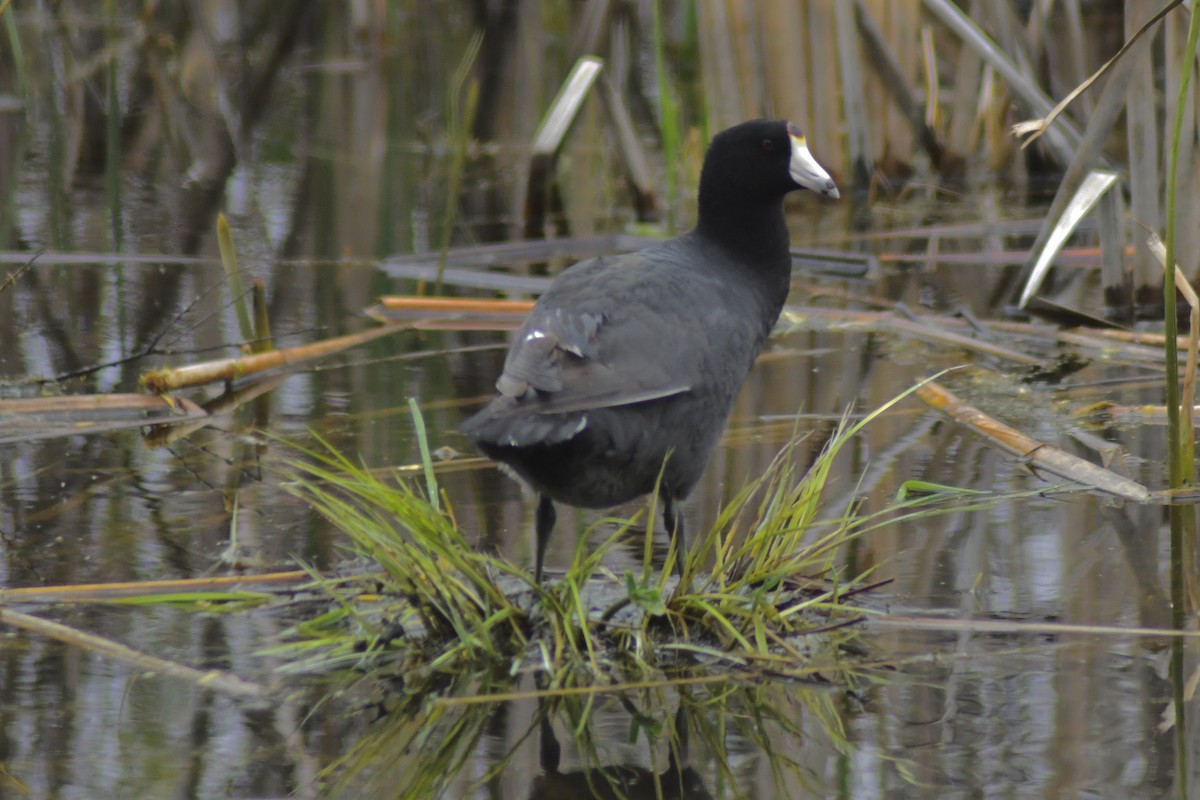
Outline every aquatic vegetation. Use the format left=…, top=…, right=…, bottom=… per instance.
left=270, top=384, right=999, bottom=794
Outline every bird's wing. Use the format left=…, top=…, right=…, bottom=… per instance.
left=496, top=305, right=692, bottom=413
left=493, top=255, right=698, bottom=414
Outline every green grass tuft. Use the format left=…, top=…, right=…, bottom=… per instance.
left=272, top=384, right=1006, bottom=795
left=273, top=382, right=987, bottom=693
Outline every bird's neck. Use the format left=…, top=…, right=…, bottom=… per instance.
left=691, top=199, right=792, bottom=333
left=694, top=194, right=792, bottom=269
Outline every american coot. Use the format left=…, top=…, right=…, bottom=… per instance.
left=461, top=119, right=839, bottom=584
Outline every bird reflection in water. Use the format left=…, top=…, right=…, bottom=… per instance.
left=527, top=699, right=713, bottom=800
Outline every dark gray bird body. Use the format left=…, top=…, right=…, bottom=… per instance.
left=460, top=120, right=839, bottom=583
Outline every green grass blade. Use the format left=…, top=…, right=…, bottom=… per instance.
left=408, top=398, right=439, bottom=511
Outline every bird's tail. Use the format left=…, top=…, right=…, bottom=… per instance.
left=460, top=400, right=587, bottom=449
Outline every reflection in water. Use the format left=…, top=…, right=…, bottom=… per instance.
left=530, top=700, right=712, bottom=800
left=872, top=629, right=1178, bottom=798
left=332, top=676, right=848, bottom=798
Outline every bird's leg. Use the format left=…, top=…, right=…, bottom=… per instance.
left=537, top=695, right=561, bottom=774
left=662, top=495, right=685, bottom=574
left=534, top=494, right=556, bottom=585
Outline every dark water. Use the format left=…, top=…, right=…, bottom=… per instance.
left=0, top=4, right=1193, bottom=799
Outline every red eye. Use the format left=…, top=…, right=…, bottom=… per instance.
left=762, top=139, right=774, bottom=152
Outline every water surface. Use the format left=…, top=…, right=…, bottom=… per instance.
left=0, top=4, right=1190, bottom=798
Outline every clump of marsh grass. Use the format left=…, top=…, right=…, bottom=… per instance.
left=274, top=437, right=529, bottom=682
left=274, top=385, right=1000, bottom=795
left=274, top=382, right=983, bottom=696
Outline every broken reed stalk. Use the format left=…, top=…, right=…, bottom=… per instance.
left=778, top=307, right=1046, bottom=367
left=875, top=614, right=1200, bottom=639
left=915, top=379, right=1150, bottom=503
left=0, top=393, right=202, bottom=418
left=1084, top=403, right=1200, bottom=425
left=368, top=295, right=535, bottom=330
left=0, top=570, right=313, bottom=603
left=783, top=300, right=1183, bottom=366
left=216, top=212, right=254, bottom=343
left=377, top=296, right=535, bottom=315
left=144, top=374, right=289, bottom=448
left=140, top=323, right=404, bottom=393
left=1017, top=170, right=1119, bottom=309
left=0, top=393, right=207, bottom=444
left=0, top=607, right=267, bottom=699
left=524, top=56, right=605, bottom=239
